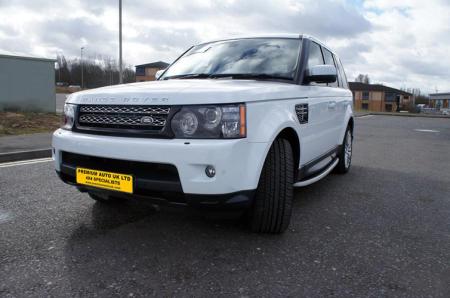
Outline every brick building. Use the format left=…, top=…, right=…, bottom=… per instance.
left=135, top=61, right=169, bottom=82
left=349, top=82, right=413, bottom=112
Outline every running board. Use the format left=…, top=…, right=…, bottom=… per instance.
left=293, top=158, right=339, bottom=187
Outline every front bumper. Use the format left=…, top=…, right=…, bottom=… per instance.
left=52, top=129, right=269, bottom=207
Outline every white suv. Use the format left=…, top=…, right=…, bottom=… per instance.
left=53, top=34, right=353, bottom=233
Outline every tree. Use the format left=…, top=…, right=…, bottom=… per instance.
left=355, top=74, right=370, bottom=84
left=54, top=53, right=136, bottom=88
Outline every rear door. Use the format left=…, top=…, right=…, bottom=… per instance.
left=322, top=47, right=345, bottom=147
left=333, top=55, right=350, bottom=145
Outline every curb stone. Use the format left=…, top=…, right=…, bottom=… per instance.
left=0, top=149, right=52, bottom=163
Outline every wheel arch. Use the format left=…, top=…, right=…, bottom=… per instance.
left=253, top=125, right=301, bottom=189
left=348, top=116, right=354, bottom=132
left=276, top=127, right=300, bottom=171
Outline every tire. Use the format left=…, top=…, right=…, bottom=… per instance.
left=248, top=138, right=294, bottom=234
left=335, top=126, right=353, bottom=174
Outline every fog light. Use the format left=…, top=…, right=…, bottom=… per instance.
left=205, top=165, right=216, bottom=178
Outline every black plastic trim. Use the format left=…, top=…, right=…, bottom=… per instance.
left=56, top=169, right=255, bottom=210
left=296, top=145, right=341, bottom=181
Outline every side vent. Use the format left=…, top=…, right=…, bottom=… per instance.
left=295, top=104, right=309, bottom=124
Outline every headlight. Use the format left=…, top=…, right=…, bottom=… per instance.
left=62, top=103, right=76, bottom=130
left=171, top=104, right=246, bottom=139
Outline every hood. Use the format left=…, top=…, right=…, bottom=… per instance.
left=66, top=79, right=310, bottom=105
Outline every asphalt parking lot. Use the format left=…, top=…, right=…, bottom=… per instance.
left=1, top=115, right=449, bottom=297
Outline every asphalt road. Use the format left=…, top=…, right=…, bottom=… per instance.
left=1, top=116, right=449, bottom=297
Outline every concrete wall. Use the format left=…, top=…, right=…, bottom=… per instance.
left=0, top=56, right=55, bottom=112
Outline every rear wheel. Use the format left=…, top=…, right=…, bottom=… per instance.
left=248, top=138, right=294, bottom=234
left=335, top=126, right=353, bottom=174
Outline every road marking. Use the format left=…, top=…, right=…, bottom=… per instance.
left=0, top=158, right=53, bottom=168
left=0, top=210, right=13, bottom=224
left=358, top=115, right=374, bottom=119
left=414, top=129, right=440, bottom=133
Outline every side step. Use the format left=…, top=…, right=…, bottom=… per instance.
left=293, top=158, right=339, bottom=187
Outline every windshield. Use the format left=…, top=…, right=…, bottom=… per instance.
left=161, top=38, right=302, bottom=81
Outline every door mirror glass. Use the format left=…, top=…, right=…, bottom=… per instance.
left=305, top=65, right=337, bottom=84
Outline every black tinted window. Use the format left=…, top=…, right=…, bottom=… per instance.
left=307, top=42, right=324, bottom=68
left=362, top=91, right=369, bottom=100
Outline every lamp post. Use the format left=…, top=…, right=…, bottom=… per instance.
left=119, top=0, right=123, bottom=84
left=80, top=46, right=85, bottom=89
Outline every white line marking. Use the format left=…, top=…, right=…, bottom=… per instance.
left=414, top=129, right=440, bottom=133
left=0, top=158, right=53, bottom=168
left=358, top=115, right=374, bottom=119
left=0, top=210, right=13, bottom=224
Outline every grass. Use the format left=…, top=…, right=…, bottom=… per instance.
left=0, top=112, right=62, bottom=136
left=55, top=86, right=87, bottom=94
left=55, top=86, right=75, bottom=94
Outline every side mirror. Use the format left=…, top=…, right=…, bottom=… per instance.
left=155, top=69, right=166, bottom=80
left=305, top=65, right=337, bottom=84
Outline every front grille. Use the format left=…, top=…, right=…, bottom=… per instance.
left=75, top=104, right=173, bottom=137
left=60, top=151, right=183, bottom=199
left=79, top=105, right=170, bottom=114
left=61, top=151, right=180, bottom=183
left=79, top=114, right=167, bottom=127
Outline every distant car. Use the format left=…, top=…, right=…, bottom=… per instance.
left=53, top=34, right=354, bottom=233
left=56, top=82, right=68, bottom=87
left=442, top=110, right=449, bottom=115
left=416, top=104, right=425, bottom=111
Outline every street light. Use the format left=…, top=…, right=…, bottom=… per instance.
left=119, top=0, right=123, bottom=84
left=80, top=46, right=85, bottom=89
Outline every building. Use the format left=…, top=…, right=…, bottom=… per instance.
left=349, top=82, right=413, bottom=112
left=429, top=92, right=450, bottom=109
left=135, top=61, right=169, bottom=82
left=0, top=50, right=55, bottom=112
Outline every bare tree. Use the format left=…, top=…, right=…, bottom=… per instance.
left=54, top=53, right=135, bottom=88
left=355, top=74, right=370, bottom=84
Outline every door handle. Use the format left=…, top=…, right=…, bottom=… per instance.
left=328, top=101, right=336, bottom=109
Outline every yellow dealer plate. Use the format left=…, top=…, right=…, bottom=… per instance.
left=76, top=167, right=133, bottom=193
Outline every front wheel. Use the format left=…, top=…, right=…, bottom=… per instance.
left=335, top=126, right=353, bottom=174
left=248, top=138, right=294, bottom=234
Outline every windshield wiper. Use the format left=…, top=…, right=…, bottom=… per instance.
left=163, top=73, right=211, bottom=80
left=164, top=73, right=293, bottom=81
left=208, top=73, right=293, bottom=81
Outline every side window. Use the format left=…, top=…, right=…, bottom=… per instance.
left=307, top=42, right=325, bottom=86
left=307, top=42, right=324, bottom=69
left=332, top=54, right=343, bottom=87
left=337, top=57, right=348, bottom=89
left=322, top=48, right=338, bottom=87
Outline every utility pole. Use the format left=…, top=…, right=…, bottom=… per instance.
left=119, top=0, right=123, bottom=84
left=80, top=47, right=84, bottom=89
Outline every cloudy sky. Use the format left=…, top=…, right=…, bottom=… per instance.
left=0, top=0, right=449, bottom=93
